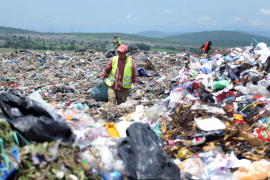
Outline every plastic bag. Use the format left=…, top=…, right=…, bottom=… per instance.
left=91, top=79, right=108, bottom=102
left=213, top=80, right=230, bottom=90
left=118, top=123, right=181, bottom=180
left=202, top=73, right=214, bottom=92
left=178, top=158, right=205, bottom=180
left=115, top=121, right=132, bottom=137
left=234, top=160, right=270, bottom=180
left=169, top=89, right=189, bottom=103
left=246, top=81, right=270, bottom=98
left=106, top=43, right=116, bottom=58
left=200, top=61, right=212, bottom=74
left=190, top=56, right=201, bottom=72
left=100, top=146, right=114, bottom=171
left=0, top=92, right=75, bottom=142
left=79, top=151, right=99, bottom=169
left=234, top=85, right=250, bottom=95
left=87, top=125, right=109, bottom=140
left=144, top=104, right=167, bottom=121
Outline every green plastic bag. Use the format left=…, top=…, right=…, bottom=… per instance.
left=213, top=80, right=230, bottom=90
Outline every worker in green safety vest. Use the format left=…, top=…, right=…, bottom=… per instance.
left=99, top=44, right=138, bottom=106
left=113, top=35, right=121, bottom=48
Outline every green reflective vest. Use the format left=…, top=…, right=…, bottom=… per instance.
left=115, top=37, right=121, bottom=48
left=105, top=56, right=133, bottom=89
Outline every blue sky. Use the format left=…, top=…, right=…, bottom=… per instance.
left=1, top=0, right=270, bottom=33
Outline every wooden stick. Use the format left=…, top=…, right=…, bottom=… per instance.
left=87, top=147, right=101, bottom=170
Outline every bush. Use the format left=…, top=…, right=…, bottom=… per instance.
left=136, top=43, right=150, bottom=51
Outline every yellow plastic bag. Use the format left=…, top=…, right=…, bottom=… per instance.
left=104, top=123, right=120, bottom=137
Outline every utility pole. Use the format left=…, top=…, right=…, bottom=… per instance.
left=50, top=25, right=52, bottom=34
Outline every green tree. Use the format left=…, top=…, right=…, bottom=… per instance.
left=136, top=43, right=150, bottom=51
left=41, top=46, right=47, bottom=50
left=67, top=44, right=77, bottom=50
left=61, top=45, right=65, bottom=51
left=49, top=44, right=54, bottom=50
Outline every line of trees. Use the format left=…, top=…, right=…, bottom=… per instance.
left=0, top=36, right=109, bottom=52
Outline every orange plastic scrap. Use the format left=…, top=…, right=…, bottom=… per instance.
left=104, top=123, right=120, bottom=137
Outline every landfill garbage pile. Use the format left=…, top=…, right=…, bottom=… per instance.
left=0, top=42, right=270, bottom=180
left=127, top=46, right=138, bottom=55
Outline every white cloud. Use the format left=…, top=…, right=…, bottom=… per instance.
left=181, top=10, right=189, bottom=14
left=124, top=14, right=133, bottom=19
left=163, top=10, right=173, bottom=14
left=260, top=8, right=270, bottom=16
left=233, top=17, right=241, bottom=21
left=23, top=16, right=29, bottom=19
left=157, top=9, right=161, bottom=12
left=249, top=19, right=263, bottom=26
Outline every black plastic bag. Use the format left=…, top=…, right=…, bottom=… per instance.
left=106, top=43, right=115, bottom=58
left=118, top=123, right=181, bottom=180
left=0, top=92, right=75, bottom=142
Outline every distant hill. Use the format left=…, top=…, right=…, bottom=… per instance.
left=135, top=30, right=191, bottom=38
left=57, top=32, right=185, bottom=45
left=164, top=31, right=270, bottom=47
left=244, top=31, right=270, bottom=39
left=0, top=26, right=37, bottom=34
left=0, top=26, right=185, bottom=46
left=135, top=31, right=170, bottom=38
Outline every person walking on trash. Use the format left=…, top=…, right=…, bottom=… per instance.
left=113, top=35, right=121, bottom=56
left=99, top=44, right=138, bottom=106
left=113, top=35, right=121, bottom=48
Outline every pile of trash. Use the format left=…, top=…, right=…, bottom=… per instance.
left=1, top=41, right=270, bottom=180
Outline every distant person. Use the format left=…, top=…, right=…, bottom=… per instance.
left=201, top=41, right=212, bottom=56
left=113, top=35, right=121, bottom=49
left=113, top=35, right=122, bottom=55
left=99, top=44, right=138, bottom=106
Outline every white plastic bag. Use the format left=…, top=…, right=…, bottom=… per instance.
left=190, top=56, right=201, bottom=72
left=200, top=61, right=212, bottom=74
left=100, top=146, right=114, bottom=171
left=246, top=81, right=270, bottom=98
left=234, top=85, right=250, bottom=95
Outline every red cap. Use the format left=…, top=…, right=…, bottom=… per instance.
left=117, top=44, right=128, bottom=52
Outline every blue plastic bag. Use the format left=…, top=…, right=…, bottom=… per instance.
left=137, top=68, right=147, bottom=76
left=0, top=142, right=20, bottom=180
left=91, top=80, right=108, bottom=102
